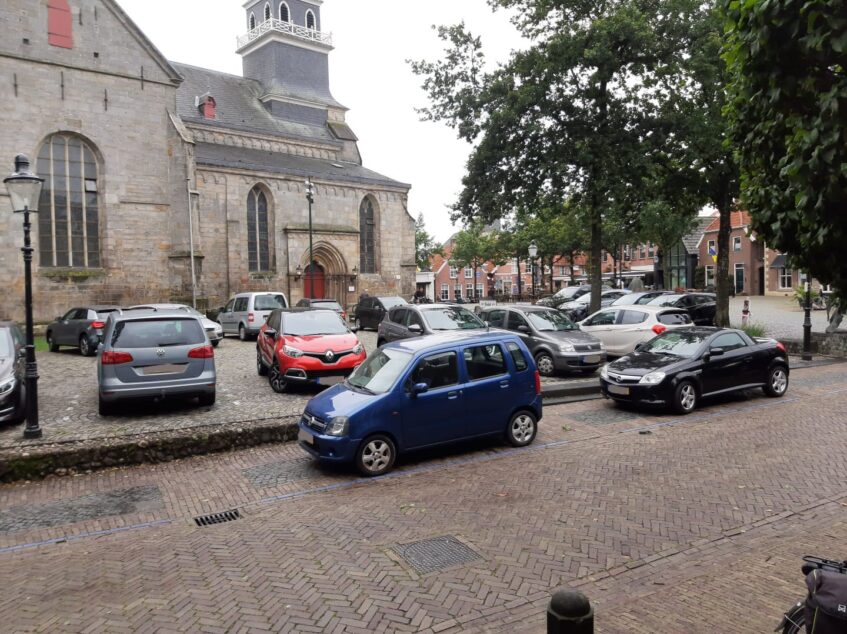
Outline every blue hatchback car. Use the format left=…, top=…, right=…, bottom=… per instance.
left=297, top=331, right=542, bottom=476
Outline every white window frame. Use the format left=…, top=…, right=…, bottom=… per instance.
left=249, top=12, right=256, bottom=29
left=440, top=284, right=449, bottom=301
left=464, top=267, right=473, bottom=279
left=263, top=2, right=272, bottom=21
left=449, top=265, right=458, bottom=279
left=454, top=285, right=463, bottom=299
left=707, top=239, right=715, bottom=253
left=779, top=268, right=793, bottom=290
left=466, top=283, right=475, bottom=298
left=305, top=9, right=316, bottom=29
left=278, top=1, right=290, bottom=22
left=733, top=236, right=742, bottom=252
left=704, top=265, right=715, bottom=287
left=476, top=283, right=484, bottom=298
left=734, top=263, right=745, bottom=292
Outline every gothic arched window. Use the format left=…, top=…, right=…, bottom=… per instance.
left=305, top=9, right=316, bottom=30
left=263, top=3, right=271, bottom=21
left=247, top=187, right=272, bottom=272
left=249, top=12, right=256, bottom=30
left=36, top=134, right=101, bottom=268
left=359, top=197, right=377, bottom=274
left=279, top=2, right=290, bottom=22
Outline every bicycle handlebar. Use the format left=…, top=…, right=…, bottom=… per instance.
left=802, top=555, right=847, bottom=574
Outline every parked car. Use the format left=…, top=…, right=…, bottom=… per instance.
left=646, top=293, right=717, bottom=326
left=127, top=304, right=223, bottom=347
left=46, top=305, right=122, bottom=356
left=97, top=309, right=216, bottom=415
left=297, top=331, right=542, bottom=476
left=579, top=305, right=693, bottom=356
left=559, top=289, right=631, bottom=322
left=536, top=285, right=593, bottom=308
left=256, top=308, right=366, bottom=393
left=478, top=305, right=606, bottom=376
left=217, top=292, right=289, bottom=341
left=377, top=304, right=486, bottom=346
left=610, top=291, right=675, bottom=307
left=295, top=298, right=348, bottom=322
left=0, top=322, right=26, bottom=425
left=355, top=296, right=407, bottom=331
left=600, top=327, right=789, bottom=414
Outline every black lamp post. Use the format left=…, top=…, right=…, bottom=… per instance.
left=802, top=274, right=813, bottom=361
left=305, top=177, right=315, bottom=299
left=528, top=242, right=538, bottom=298
left=4, top=155, right=44, bottom=439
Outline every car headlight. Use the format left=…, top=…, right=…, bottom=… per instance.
left=0, top=377, right=15, bottom=395
left=599, top=364, right=609, bottom=380
left=559, top=342, right=575, bottom=352
left=352, top=343, right=363, bottom=355
left=639, top=371, right=666, bottom=385
left=283, top=345, right=304, bottom=358
left=325, top=416, right=349, bottom=437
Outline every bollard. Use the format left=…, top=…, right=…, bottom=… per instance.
left=547, top=589, right=593, bottom=634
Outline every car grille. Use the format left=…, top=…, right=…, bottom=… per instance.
left=302, top=349, right=355, bottom=365
left=574, top=343, right=603, bottom=353
left=302, top=413, right=327, bottom=433
left=606, top=372, right=641, bottom=385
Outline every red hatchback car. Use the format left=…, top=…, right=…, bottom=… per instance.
left=256, top=308, right=366, bottom=392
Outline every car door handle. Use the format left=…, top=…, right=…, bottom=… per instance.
left=742, top=356, right=753, bottom=363
left=447, top=390, right=461, bottom=399
left=500, top=380, right=510, bottom=388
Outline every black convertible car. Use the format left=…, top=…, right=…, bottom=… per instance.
left=599, top=327, right=789, bottom=414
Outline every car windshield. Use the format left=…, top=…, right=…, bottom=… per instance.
left=641, top=331, right=709, bottom=358
left=282, top=311, right=347, bottom=336
left=347, top=349, right=412, bottom=394
left=555, top=287, right=580, bottom=299
left=0, top=330, right=11, bottom=358
left=379, top=297, right=407, bottom=309
left=526, top=310, right=577, bottom=331
left=647, top=294, right=683, bottom=306
left=254, top=294, right=287, bottom=310
left=611, top=294, right=640, bottom=305
left=423, top=307, right=485, bottom=330
left=111, top=318, right=205, bottom=348
left=313, top=301, right=343, bottom=311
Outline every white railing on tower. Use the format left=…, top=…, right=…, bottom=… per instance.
left=237, top=18, right=333, bottom=49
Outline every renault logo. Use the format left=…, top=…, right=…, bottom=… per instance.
left=324, top=350, right=335, bottom=363
left=156, top=348, right=166, bottom=358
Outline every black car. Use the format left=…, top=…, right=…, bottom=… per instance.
left=377, top=304, right=486, bottom=345
left=0, top=322, right=26, bottom=425
left=478, top=305, right=606, bottom=376
left=646, top=293, right=716, bottom=326
left=610, top=291, right=675, bottom=307
left=46, top=305, right=122, bottom=356
left=599, top=327, right=789, bottom=414
left=559, top=289, right=631, bottom=322
left=355, top=296, right=408, bottom=331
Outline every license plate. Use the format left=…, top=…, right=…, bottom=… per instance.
left=608, top=384, right=630, bottom=396
left=142, top=364, right=187, bottom=375
left=583, top=355, right=601, bottom=364
left=316, top=376, right=344, bottom=386
left=298, top=428, right=314, bottom=445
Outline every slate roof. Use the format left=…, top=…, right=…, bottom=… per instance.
left=194, top=143, right=410, bottom=190
left=172, top=63, right=339, bottom=145
left=683, top=216, right=717, bottom=254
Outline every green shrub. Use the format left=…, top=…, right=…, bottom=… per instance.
left=738, top=322, right=767, bottom=338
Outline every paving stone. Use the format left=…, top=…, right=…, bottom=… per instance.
left=566, top=407, right=639, bottom=426
left=242, top=458, right=321, bottom=489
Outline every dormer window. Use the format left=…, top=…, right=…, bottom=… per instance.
left=198, top=94, right=217, bottom=120
left=305, top=9, right=316, bottom=30
left=278, top=2, right=290, bottom=22
left=249, top=12, right=256, bottom=30
left=263, top=3, right=271, bottom=21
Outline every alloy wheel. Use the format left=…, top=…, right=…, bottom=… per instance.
left=361, top=439, right=392, bottom=474
left=79, top=337, right=90, bottom=356
left=771, top=368, right=788, bottom=394
left=239, top=325, right=247, bottom=342
left=269, top=363, right=287, bottom=393
left=536, top=354, right=554, bottom=376
left=510, top=414, right=536, bottom=444
left=679, top=384, right=696, bottom=411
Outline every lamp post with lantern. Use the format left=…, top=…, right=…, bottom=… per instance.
left=802, top=272, right=813, bottom=361
left=3, top=155, right=44, bottom=439
left=528, top=242, right=538, bottom=299
left=305, top=177, right=315, bottom=299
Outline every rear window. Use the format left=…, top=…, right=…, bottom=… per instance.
left=96, top=309, right=119, bottom=319
left=111, top=318, right=205, bottom=348
left=464, top=344, right=507, bottom=381
left=658, top=311, right=692, bottom=325
left=254, top=294, right=287, bottom=310
left=379, top=297, right=407, bottom=309
left=620, top=310, right=648, bottom=325
left=314, top=301, right=342, bottom=311
left=506, top=342, right=528, bottom=371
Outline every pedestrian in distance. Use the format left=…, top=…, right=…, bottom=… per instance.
left=741, top=298, right=751, bottom=327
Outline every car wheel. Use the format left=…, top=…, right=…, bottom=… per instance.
left=673, top=380, right=698, bottom=415
left=256, top=348, right=268, bottom=376
left=78, top=335, right=93, bottom=357
left=46, top=333, right=59, bottom=352
left=506, top=410, right=538, bottom=447
left=355, top=434, right=396, bottom=477
left=535, top=352, right=555, bottom=377
left=98, top=396, right=116, bottom=417
left=211, top=340, right=220, bottom=348
left=198, top=391, right=216, bottom=407
left=763, top=365, right=789, bottom=398
left=11, top=385, right=26, bottom=425
left=238, top=324, right=248, bottom=342
left=268, top=361, right=288, bottom=393
left=377, top=338, right=386, bottom=347
left=217, top=321, right=225, bottom=338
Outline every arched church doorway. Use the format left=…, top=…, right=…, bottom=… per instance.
left=304, top=262, right=326, bottom=299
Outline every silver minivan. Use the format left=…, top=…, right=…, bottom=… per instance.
left=97, top=310, right=216, bottom=415
left=217, top=292, right=289, bottom=341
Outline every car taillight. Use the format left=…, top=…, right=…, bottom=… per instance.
left=91, top=321, right=105, bottom=329
left=534, top=370, right=541, bottom=396
left=101, top=351, right=133, bottom=365
left=652, top=324, right=667, bottom=335
left=188, top=345, right=215, bottom=359
left=776, top=342, right=786, bottom=353
left=248, top=312, right=255, bottom=323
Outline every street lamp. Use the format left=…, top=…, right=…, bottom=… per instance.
left=305, top=177, right=315, bottom=299
left=802, top=273, right=813, bottom=361
left=4, top=155, right=44, bottom=439
left=528, top=242, right=538, bottom=298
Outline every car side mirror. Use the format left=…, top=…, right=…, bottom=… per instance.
left=411, top=382, right=429, bottom=397
left=408, top=324, right=422, bottom=334
left=517, top=324, right=530, bottom=333
left=17, top=348, right=26, bottom=359
left=264, top=328, right=277, bottom=339
left=634, top=343, right=647, bottom=352
left=709, top=347, right=725, bottom=357
left=56, top=316, right=63, bottom=322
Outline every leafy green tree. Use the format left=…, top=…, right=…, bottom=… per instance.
left=451, top=224, right=503, bottom=298
left=411, top=0, right=706, bottom=313
left=415, top=213, right=443, bottom=270
left=723, top=0, right=847, bottom=303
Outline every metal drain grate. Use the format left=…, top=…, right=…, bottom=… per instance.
left=194, top=509, right=242, bottom=527
left=392, top=535, right=482, bottom=575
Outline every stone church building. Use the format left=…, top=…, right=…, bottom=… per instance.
left=0, top=0, right=415, bottom=322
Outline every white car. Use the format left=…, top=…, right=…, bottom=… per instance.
left=578, top=305, right=692, bottom=356
left=127, top=304, right=224, bottom=347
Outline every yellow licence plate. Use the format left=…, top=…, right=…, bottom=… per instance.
left=608, top=385, right=630, bottom=396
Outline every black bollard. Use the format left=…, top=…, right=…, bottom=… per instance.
left=547, top=590, right=593, bottom=634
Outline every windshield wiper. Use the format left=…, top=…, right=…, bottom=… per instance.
left=654, top=351, right=679, bottom=357
left=348, top=382, right=375, bottom=394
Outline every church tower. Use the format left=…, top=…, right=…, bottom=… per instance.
left=237, top=0, right=344, bottom=127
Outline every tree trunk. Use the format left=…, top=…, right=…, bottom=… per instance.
left=590, top=211, right=603, bottom=313
left=715, top=203, right=732, bottom=327
left=569, top=251, right=576, bottom=285
left=589, top=78, right=608, bottom=314
left=515, top=255, right=522, bottom=297
left=549, top=256, right=554, bottom=292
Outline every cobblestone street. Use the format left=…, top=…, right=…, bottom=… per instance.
left=0, top=362, right=844, bottom=632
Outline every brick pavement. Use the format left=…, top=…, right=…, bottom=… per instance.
left=0, top=363, right=844, bottom=632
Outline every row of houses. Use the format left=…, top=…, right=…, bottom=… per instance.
left=417, top=212, right=823, bottom=301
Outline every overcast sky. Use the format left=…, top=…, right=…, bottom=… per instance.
left=115, top=0, right=524, bottom=242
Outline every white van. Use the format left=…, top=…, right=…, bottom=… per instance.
left=218, top=292, right=288, bottom=340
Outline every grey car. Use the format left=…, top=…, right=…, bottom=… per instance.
left=127, top=304, right=224, bottom=347
left=217, top=292, right=289, bottom=341
left=97, top=310, right=216, bottom=415
left=377, top=304, right=487, bottom=346
left=46, top=305, right=122, bottom=356
left=478, top=305, right=606, bottom=376
left=0, top=322, right=26, bottom=425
